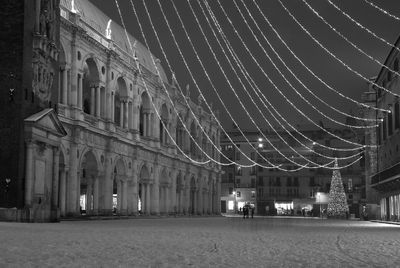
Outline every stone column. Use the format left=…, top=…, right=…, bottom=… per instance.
left=25, top=141, right=35, bottom=207
left=35, top=0, right=40, bottom=32
left=152, top=183, right=160, bottom=215
left=59, top=169, right=67, bottom=216
left=165, top=186, right=170, bottom=214
left=119, top=101, right=124, bottom=128
left=124, top=101, right=129, bottom=129
left=122, top=180, right=128, bottom=215
left=146, top=183, right=151, bottom=214
left=86, top=180, right=93, bottom=215
left=111, top=92, right=115, bottom=122
left=96, top=86, right=101, bottom=117
left=90, top=86, right=95, bottom=114
left=93, top=177, right=99, bottom=215
left=62, top=67, right=68, bottom=104
left=78, top=74, right=83, bottom=109
left=52, top=147, right=60, bottom=209
left=117, top=179, right=122, bottom=213
left=67, top=143, right=79, bottom=214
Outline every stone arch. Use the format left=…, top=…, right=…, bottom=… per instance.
left=138, top=164, right=151, bottom=214
left=79, top=150, right=99, bottom=215
left=139, top=91, right=152, bottom=137
left=175, top=171, right=184, bottom=214
left=112, top=157, right=126, bottom=214
left=159, top=103, right=169, bottom=145
left=159, top=167, right=170, bottom=214
left=58, top=146, right=68, bottom=217
left=190, top=121, right=197, bottom=158
left=189, top=175, right=197, bottom=214
left=82, top=57, right=100, bottom=115
left=114, top=76, right=128, bottom=127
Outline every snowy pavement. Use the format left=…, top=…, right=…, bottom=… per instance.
left=0, top=217, right=399, bottom=267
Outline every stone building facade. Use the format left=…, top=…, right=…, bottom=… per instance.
left=0, top=0, right=221, bottom=222
left=362, top=36, right=400, bottom=221
left=220, top=127, right=365, bottom=217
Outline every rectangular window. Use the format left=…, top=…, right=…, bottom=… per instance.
left=388, top=112, right=393, bottom=136
left=237, top=191, right=241, bottom=197
left=229, top=187, right=233, bottom=195
left=251, top=178, right=256, bottom=188
left=228, top=200, right=234, bottom=210
left=236, top=179, right=241, bottom=185
left=251, top=191, right=256, bottom=198
left=276, top=177, right=281, bottom=187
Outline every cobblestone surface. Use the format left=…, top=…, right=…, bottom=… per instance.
left=0, top=217, right=399, bottom=267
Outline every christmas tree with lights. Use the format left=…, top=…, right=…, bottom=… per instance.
left=327, top=159, right=349, bottom=218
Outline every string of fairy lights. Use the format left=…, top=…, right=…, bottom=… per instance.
left=132, top=0, right=360, bottom=169
left=196, top=0, right=364, bottom=161
left=121, top=0, right=284, bottom=169
left=237, top=0, right=377, bottom=125
left=174, top=0, right=340, bottom=169
left=362, top=0, right=400, bottom=21
left=302, top=0, right=400, bottom=86
left=205, top=0, right=368, bottom=150
left=141, top=0, right=299, bottom=170
left=217, top=0, right=376, bottom=130
left=277, top=0, right=400, bottom=99
left=200, top=0, right=363, bottom=169
left=249, top=0, right=389, bottom=114
left=105, top=0, right=397, bottom=170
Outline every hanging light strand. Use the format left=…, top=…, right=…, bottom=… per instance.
left=155, top=0, right=314, bottom=170
left=249, top=0, right=389, bottom=114
left=129, top=0, right=285, bottom=168
left=302, top=0, right=400, bottom=88
left=201, top=0, right=364, bottom=168
left=327, top=0, right=400, bottom=55
left=362, top=0, right=400, bottom=21
left=276, top=0, right=400, bottom=99
left=239, top=0, right=379, bottom=123
left=201, top=0, right=365, bottom=161
left=231, top=0, right=378, bottom=128
left=115, top=0, right=213, bottom=166
left=206, top=0, right=368, bottom=149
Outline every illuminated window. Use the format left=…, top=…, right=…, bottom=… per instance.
left=228, top=200, right=234, bottom=210
left=237, top=191, right=241, bottom=197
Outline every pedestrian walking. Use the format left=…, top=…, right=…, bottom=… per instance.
left=243, top=206, right=247, bottom=219
left=251, top=207, right=254, bottom=219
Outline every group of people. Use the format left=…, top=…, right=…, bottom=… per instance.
left=241, top=205, right=255, bottom=219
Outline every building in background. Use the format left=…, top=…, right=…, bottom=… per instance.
left=0, top=0, right=222, bottom=222
left=362, top=36, right=400, bottom=221
left=220, top=125, right=365, bottom=217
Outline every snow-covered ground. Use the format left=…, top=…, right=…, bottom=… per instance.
left=0, top=217, right=399, bottom=267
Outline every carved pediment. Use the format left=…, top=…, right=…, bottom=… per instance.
left=24, top=108, right=67, bottom=137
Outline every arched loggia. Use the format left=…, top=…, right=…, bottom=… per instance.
left=80, top=151, right=98, bottom=215
left=82, top=58, right=100, bottom=116
left=138, top=165, right=151, bottom=214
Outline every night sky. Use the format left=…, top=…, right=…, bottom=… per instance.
left=89, top=0, right=400, bottom=131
